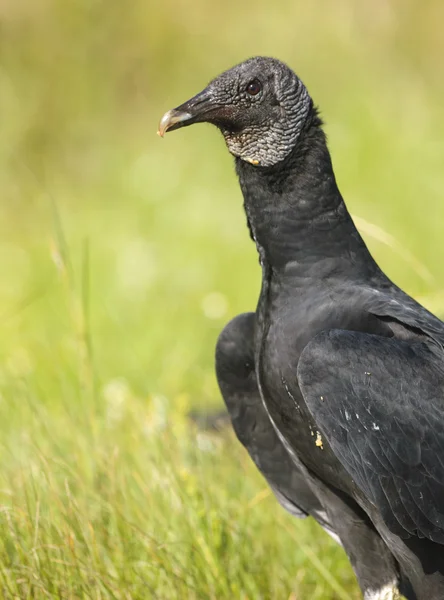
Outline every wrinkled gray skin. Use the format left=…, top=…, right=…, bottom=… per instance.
left=212, top=57, right=311, bottom=166
left=157, top=57, right=444, bottom=599
left=159, top=57, right=310, bottom=167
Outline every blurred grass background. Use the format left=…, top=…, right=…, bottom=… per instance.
left=0, top=0, right=444, bottom=597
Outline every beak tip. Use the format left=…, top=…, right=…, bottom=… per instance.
left=157, top=109, right=194, bottom=138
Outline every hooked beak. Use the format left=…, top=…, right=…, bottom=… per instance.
left=157, top=109, right=193, bottom=137
left=157, top=88, right=217, bottom=137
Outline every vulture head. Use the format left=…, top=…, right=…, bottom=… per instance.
left=158, top=57, right=314, bottom=167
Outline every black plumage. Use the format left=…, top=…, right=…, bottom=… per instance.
left=215, top=312, right=414, bottom=599
left=158, top=56, right=443, bottom=599
left=215, top=312, right=339, bottom=532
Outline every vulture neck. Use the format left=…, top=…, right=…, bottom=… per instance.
left=235, top=117, right=377, bottom=280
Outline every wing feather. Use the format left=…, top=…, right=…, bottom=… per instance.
left=298, top=328, right=444, bottom=543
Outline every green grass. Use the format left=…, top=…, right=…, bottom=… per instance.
left=1, top=0, right=444, bottom=597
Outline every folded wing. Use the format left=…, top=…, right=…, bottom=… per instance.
left=298, top=327, right=444, bottom=543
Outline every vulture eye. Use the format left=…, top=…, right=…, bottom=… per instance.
left=246, top=79, right=262, bottom=96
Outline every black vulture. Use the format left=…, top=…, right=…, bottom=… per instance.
left=158, top=56, right=444, bottom=599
